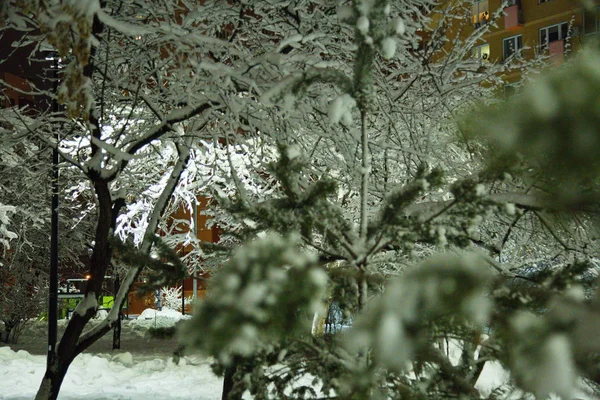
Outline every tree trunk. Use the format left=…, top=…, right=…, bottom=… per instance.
left=35, top=349, right=77, bottom=400
left=35, top=178, right=114, bottom=399
left=33, top=144, right=191, bottom=399
left=357, top=271, right=368, bottom=312
left=221, top=361, right=242, bottom=400
left=1, top=320, right=14, bottom=343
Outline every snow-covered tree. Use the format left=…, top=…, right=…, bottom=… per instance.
left=3, top=0, right=599, bottom=399
left=159, top=286, right=193, bottom=312
left=172, top=1, right=600, bottom=400
left=1, top=1, right=237, bottom=398
left=0, top=113, right=95, bottom=344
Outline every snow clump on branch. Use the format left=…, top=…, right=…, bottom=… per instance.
left=347, top=253, right=492, bottom=371
left=179, top=233, right=327, bottom=365
left=0, top=203, right=17, bottom=251
left=329, top=94, right=356, bottom=125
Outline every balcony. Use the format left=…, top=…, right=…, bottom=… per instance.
left=548, top=40, right=565, bottom=65
left=504, top=5, right=523, bottom=30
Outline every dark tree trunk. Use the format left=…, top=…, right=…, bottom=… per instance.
left=112, top=316, right=121, bottom=350
left=36, top=177, right=115, bottom=400
left=1, top=319, right=15, bottom=343
left=221, top=363, right=241, bottom=400
left=34, top=144, right=191, bottom=399
left=35, top=7, right=111, bottom=398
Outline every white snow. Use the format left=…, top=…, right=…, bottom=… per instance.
left=1, top=324, right=595, bottom=400
left=96, top=9, right=153, bottom=36
left=0, top=347, right=222, bottom=400
left=285, top=145, right=301, bottom=160
left=528, top=79, right=559, bottom=119
left=357, top=16, right=370, bottom=35
left=505, top=202, right=516, bottom=215
left=0, top=203, right=18, bottom=249
left=475, top=360, right=511, bottom=397
left=392, top=18, right=405, bottom=35
left=376, top=312, right=407, bottom=370
left=381, top=37, right=397, bottom=59
left=337, top=6, right=355, bottom=22
left=475, top=183, right=486, bottom=196
left=70, top=0, right=101, bottom=17
left=475, top=358, right=595, bottom=400
left=135, top=308, right=191, bottom=328
left=91, top=136, right=137, bottom=162
left=328, top=94, right=356, bottom=125
left=515, top=334, right=576, bottom=400
left=73, top=292, right=98, bottom=317
left=277, top=34, right=303, bottom=53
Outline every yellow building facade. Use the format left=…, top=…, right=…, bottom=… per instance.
left=469, top=0, right=599, bottom=83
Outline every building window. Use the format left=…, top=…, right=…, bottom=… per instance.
left=503, top=35, right=523, bottom=60
left=584, top=6, right=600, bottom=35
left=472, top=0, right=490, bottom=26
left=472, top=43, right=491, bottom=61
left=539, top=22, right=568, bottom=47
left=538, top=0, right=552, bottom=3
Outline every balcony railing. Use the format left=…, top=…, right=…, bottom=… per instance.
left=504, top=5, right=523, bottom=30
left=548, top=39, right=565, bottom=65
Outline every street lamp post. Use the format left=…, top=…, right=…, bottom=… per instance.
left=113, top=275, right=121, bottom=350
left=47, top=55, right=59, bottom=368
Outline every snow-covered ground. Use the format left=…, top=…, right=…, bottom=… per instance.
left=1, top=344, right=596, bottom=400
left=0, top=347, right=223, bottom=399
left=0, top=308, right=223, bottom=399
left=0, top=309, right=597, bottom=399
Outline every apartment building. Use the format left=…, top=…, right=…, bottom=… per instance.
left=470, top=0, right=599, bottom=84
left=0, top=29, right=55, bottom=112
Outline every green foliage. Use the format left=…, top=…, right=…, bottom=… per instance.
left=465, top=48, right=600, bottom=208
left=347, top=253, right=491, bottom=372
left=172, top=1, right=600, bottom=399
left=179, top=233, right=327, bottom=365
left=369, top=165, right=444, bottom=236
left=221, top=144, right=353, bottom=252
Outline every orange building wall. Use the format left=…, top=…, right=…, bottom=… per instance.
left=2, top=72, right=33, bottom=107
left=432, top=0, right=589, bottom=84
left=128, top=196, right=217, bottom=314
left=484, top=0, right=583, bottom=70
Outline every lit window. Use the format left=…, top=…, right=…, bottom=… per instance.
left=503, top=35, right=522, bottom=60
left=472, top=0, right=490, bottom=26
left=472, top=43, right=491, bottom=61
left=539, top=22, right=568, bottom=47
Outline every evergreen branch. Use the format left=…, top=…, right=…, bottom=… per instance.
left=422, top=200, right=456, bottom=225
